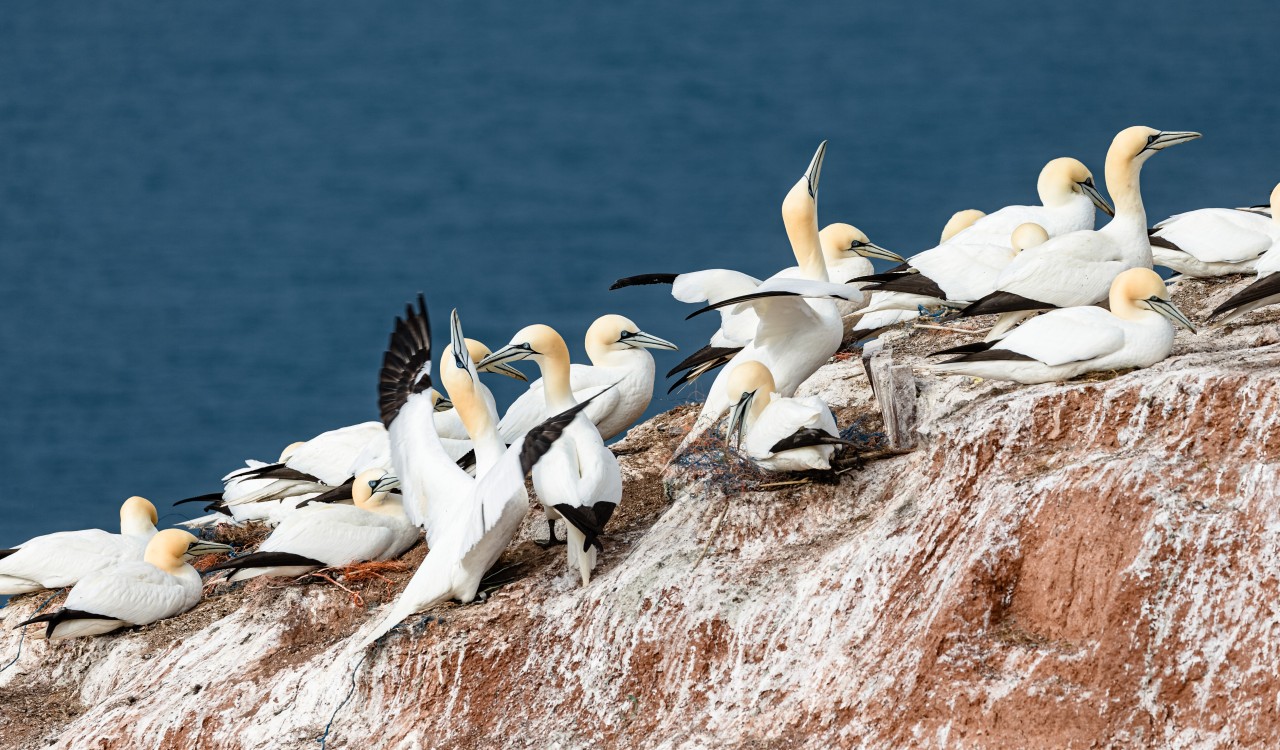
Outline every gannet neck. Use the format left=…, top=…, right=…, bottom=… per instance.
left=120, top=496, right=159, bottom=539
left=144, top=529, right=196, bottom=574
left=441, top=346, right=501, bottom=458
left=1104, top=126, right=1200, bottom=230
left=533, top=328, right=576, bottom=411
left=782, top=143, right=829, bottom=281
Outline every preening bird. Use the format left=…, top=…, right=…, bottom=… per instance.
left=1150, top=182, right=1280, bottom=278
left=0, top=497, right=227, bottom=595
left=961, top=126, right=1200, bottom=324
left=724, top=361, right=853, bottom=472
left=203, top=469, right=419, bottom=582
left=494, top=314, right=676, bottom=444
left=358, top=305, right=600, bottom=648
left=17, top=530, right=218, bottom=639
left=931, top=268, right=1196, bottom=384
left=480, top=322, right=623, bottom=582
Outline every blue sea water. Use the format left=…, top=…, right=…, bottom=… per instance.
left=1, top=1, right=1278, bottom=545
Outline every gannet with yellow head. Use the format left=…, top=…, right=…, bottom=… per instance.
left=359, top=305, right=600, bottom=647
left=725, top=362, right=854, bottom=472
left=204, top=467, right=419, bottom=582
left=18, top=529, right=223, bottom=639
left=1152, top=182, right=1280, bottom=278
left=0, top=497, right=228, bottom=595
left=931, top=268, right=1196, bottom=383
left=492, top=314, right=676, bottom=445
left=479, top=322, right=622, bottom=579
left=962, top=126, right=1200, bottom=320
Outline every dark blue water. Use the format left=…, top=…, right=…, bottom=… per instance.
left=2, top=2, right=1277, bottom=544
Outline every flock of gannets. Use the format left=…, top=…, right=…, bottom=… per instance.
left=6, top=124, right=1277, bottom=645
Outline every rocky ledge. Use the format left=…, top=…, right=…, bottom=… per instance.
left=1, top=275, right=1278, bottom=749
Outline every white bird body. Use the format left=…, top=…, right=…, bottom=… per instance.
left=1152, top=186, right=1280, bottom=277
left=495, top=315, right=676, bottom=443
left=964, top=127, right=1200, bottom=321
left=19, top=530, right=211, bottom=639
left=725, top=362, right=846, bottom=472
left=932, top=268, right=1195, bottom=384
left=0, top=497, right=158, bottom=595
left=947, top=190, right=1098, bottom=247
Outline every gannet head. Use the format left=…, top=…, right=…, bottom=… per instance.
left=144, top=529, right=204, bottom=574
left=121, top=495, right=159, bottom=528
left=725, top=361, right=776, bottom=448
left=353, top=468, right=399, bottom=511
left=278, top=442, right=306, bottom=462
left=477, top=323, right=569, bottom=373
left=463, top=338, right=528, bottom=382
left=584, top=314, right=678, bottom=363
left=940, top=210, right=985, bottom=243
left=1010, top=222, right=1049, bottom=253
left=1111, top=268, right=1197, bottom=332
left=1038, top=157, right=1114, bottom=216
left=428, top=389, right=452, bottom=413
left=1109, top=126, right=1201, bottom=169
left=819, top=224, right=905, bottom=263
left=781, top=140, right=826, bottom=226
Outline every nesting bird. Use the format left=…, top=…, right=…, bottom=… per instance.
left=17, top=530, right=218, bottom=639
left=931, top=268, right=1196, bottom=383
left=1151, top=182, right=1280, bottom=278
left=725, top=361, right=853, bottom=472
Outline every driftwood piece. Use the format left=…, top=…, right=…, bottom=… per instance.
left=864, top=347, right=918, bottom=451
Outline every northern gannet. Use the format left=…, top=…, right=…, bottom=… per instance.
left=203, top=469, right=419, bottom=582
left=358, top=306, right=598, bottom=647
left=725, top=361, right=853, bottom=472
left=940, top=209, right=986, bottom=243
left=680, top=142, right=861, bottom=435
left=17, top=530, right=216, bottom=639
left=494, top=314, right=676, bottom=444
left=1150, top=183, right=1280, bottom=277
left=1207, top=214, right=1280, bottom=324
left=961, top=127, right=1200, bottom=322
left=479, top=323, right=623, bottom=579
left=931, top=268, right=1196, bottom=384
left=0, top=497, right=228, bottom=595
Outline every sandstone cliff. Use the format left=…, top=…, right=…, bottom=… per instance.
left=1, top=275, right=1278, bottom=749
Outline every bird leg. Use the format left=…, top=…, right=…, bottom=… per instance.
left=536, top=519, right=566, bottom=548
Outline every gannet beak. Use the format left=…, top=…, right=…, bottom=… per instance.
left=479, top=361, right=530, bottom=381
left=1146, top=296, right=1198, bottom=333
left=1145, top=130, right=1202, bottom=152
left=725, top=390, right=754, bottom=449
left=433, top=395, right=454, bottom=413
left=477, top=343, right=536, bottom=371
left=624, top=330, right=679, bottom=351
left=186, top=540, right=233, bottom=557
left=854, top=242, right=906, bottom=263
left=371, top=475, right=401, bottom=493
left=804, top=140, right=827, bottom=200
left=449, top=309, right=473, bottom=381
left=1080, top=178, right=1115, bottom=217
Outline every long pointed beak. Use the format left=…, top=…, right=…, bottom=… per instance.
left=477, top=344, right=533, bottom=371
left=804, top=140, right=827, bottom=200
left=1149, top=131, right=1202, bottom=151
left=480, top=361, right=529, bottom=381
left=187, top=540, right=233, bottom=557
left=1081, top=181, right=1115, bottom=217
left=856, top=242, right=906, bottom=263
left=371, top=475, right=401, bottom=493
left=627, top=330, right=679, bottom=351
left=725, top=390, right=754, bottom=449
left=433, top=394, right=454, bottom=413
left=1147, top=297, right=1198, bottom=333
left=448, top=310, right=473, bottom=381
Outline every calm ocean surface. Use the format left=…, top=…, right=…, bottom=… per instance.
left=2, top=2, right=1278, bottom=544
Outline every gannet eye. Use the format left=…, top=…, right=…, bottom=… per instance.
left=618, top=330, right=637, bottom=340
left=1146, top=134, right=1157, bottom=146
left=368, top=479, right=379, bottom=489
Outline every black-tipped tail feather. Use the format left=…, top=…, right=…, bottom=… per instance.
left=769, top=428, right=859, bottom=454
left=203, top=551, right=327, bottom=575
left=960, top=291, right=1055, bottom=318
left=17, top=609, right=119, bottom=638
left=1209, top=274, right=1280, bottom=321
left=610, top=273, right=679, bottom=290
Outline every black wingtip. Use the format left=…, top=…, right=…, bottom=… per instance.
left=174, top=491, right=224, bottom=507
left=610, top=273, right=679, bottom=290
left=203, top=551, right=327, bottom=575
left=518, top=385, right=617, bottom=475
left=960, top=291, right=1052, bottom=318
left=928, top=341, right=996, bottom=357
left=1208, top=273, right=1280, bottom=321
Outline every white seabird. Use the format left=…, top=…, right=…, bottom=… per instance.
left=479, top=322, right=623, bottom=578
left=939, top=209, right=987, bottom=243
left=930, top=268, right=1196, bottom=384
left=17, top=530, right=217, bottom=639
left=494, top=314, right=676, bottom=444
left=203, top=468, right=419, bottom=582
left=724, top=361, right=854, bottom=472
left=358, top=305, right=596, bottom=648
left=0, top=497, right=228, bottom=595
left=960, top=126, right=1200, bottom=324
left=1150, top=182, right=1280, bottom=278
